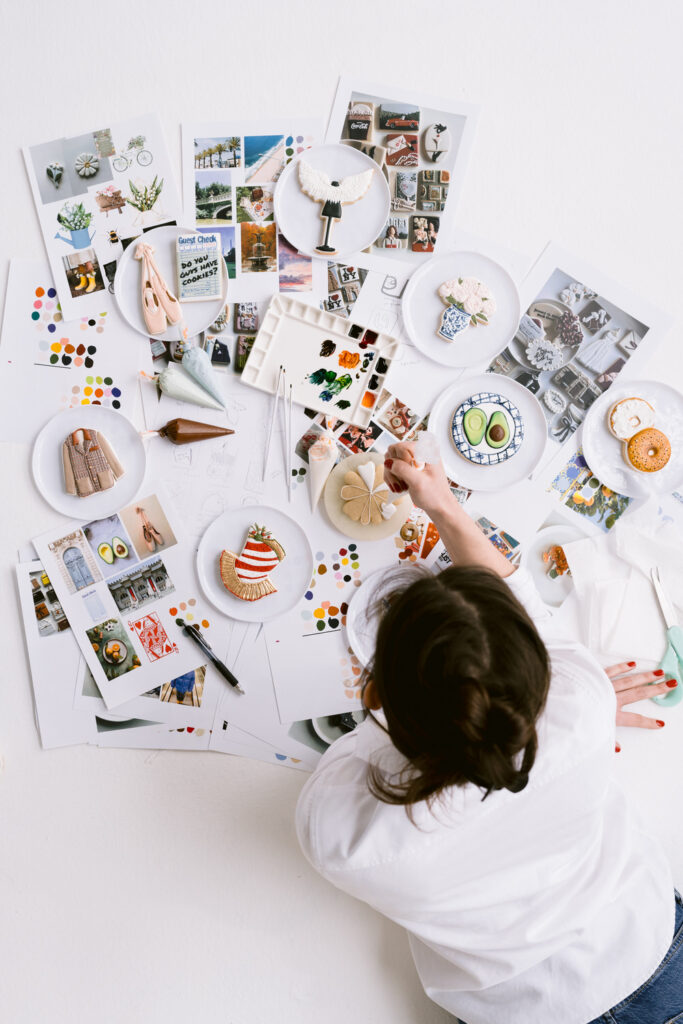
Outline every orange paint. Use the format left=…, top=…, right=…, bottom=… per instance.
left=361, top=391, right=376, bottom=408
left=338, top=350, right=360, bottom=369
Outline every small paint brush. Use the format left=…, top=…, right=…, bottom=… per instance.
left=263, top=364, right=283, bottom=481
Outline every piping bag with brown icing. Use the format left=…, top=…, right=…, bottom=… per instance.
left=141, top=418, right=235, bottom=445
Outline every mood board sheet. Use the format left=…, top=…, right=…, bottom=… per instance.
left=325, top=75, right=479, bottom=268
left=32, top=489, right=225, bottom=711
left=0, top=258, right=148, bottom=442
left=24, top=115, right=183, bottom=320
left=181, top=120, right=327, bottom=301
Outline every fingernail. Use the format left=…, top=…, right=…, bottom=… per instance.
left=654, top=669, right=665, bottom=676
left=384, top=459, right=393, bottom=469
left=628, top=661, right=636, bottom=667
left=666, top=680, right=678, bottom=688
left=657, top=720, right=665, bottom=728
left=615, top=744, right=621, bottom=753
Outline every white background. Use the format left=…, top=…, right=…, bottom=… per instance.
left=1, top=2, right=683, bottom=1022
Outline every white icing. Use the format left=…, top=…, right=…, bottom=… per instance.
left=380, top=501, right=396, bottom=520
left=298, top=160, right=374, bottom=205
left=609, top=398, right=655, bottom=440
left=356, top=461, right=376, bottom=492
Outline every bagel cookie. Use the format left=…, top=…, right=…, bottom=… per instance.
left=624, top=427, right=671, bottom=474
left=608, top=397, right=655, bottom=440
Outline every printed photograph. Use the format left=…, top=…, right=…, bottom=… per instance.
left=86, top=617, right=141, bottom=681
left=193, top=136, right=241, bottom=169
left=199, top=226, right=236, bottom=278
left=376, top=396, right=420, bottom=439
left=378, top=102, right=420, bottom=131
left=474, top=517, right=522, bottom=564
left=244, top=134, right=285, bottom=184
left=295, top=421, right=342, bottom=464
left=278, top=233, right=313, bottom=292
left=235, top=185, right=274, bottom=223
left=323, top=262, right=368, bottom=318
left=128, top=611, right=178, bottom=663
left=338, top=421, right=383, bottom=454
left=47, top=529, right=102, bottom=596
left=488, top=268, right=649, bottom=446
left=83, top=514, right=139, bottom=581
left=30, top=131, right=115, bottom=204
left=29, top=568, right=69, bottom=637
left=144, top=666, right=206, bottom=707
left=240, top=222, right=277, bottom=273
left=107, top=557, right=175, bottom=614
left=195, top=169, right=232, bottom=226
left=61, top=248, right=106, bottom=299
left=410, top=215, right=439, bottom=253
left=548, top=449, right=631, bottom=532
left=118, top=494, right=178, bottom=562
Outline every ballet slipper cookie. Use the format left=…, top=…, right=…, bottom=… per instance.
left=624, top=428, right=671, bottom=474
left=608, top=397, right=655, bottom=440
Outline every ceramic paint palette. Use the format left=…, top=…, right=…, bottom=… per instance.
left=240, top=295, right=399, bottom=427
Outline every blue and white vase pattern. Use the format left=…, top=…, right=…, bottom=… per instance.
left=437, top=303, right=471, bottom=342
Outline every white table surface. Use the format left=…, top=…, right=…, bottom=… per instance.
left=1, top=3, right=683, bottom=1022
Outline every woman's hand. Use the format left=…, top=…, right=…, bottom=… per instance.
left=606, top=662, right=676, bottom=731
left=383, top=442, right=454, bottom=520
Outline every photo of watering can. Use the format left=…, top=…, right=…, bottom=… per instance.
left=55, top=201, right=96, bottom=249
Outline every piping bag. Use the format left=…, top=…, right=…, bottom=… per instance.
left=140, top=366, right=224, bottom=412
left=141, top=418, right=235, bottom=445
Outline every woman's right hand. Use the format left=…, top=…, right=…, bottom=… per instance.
left=383, top=442, right=455, bottom=520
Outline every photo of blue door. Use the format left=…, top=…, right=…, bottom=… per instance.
left=63, top=546, right=95, bottom=591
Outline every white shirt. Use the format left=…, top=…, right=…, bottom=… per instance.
left=296, top=567, right=674, bottom=1024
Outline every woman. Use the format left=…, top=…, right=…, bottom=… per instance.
left=296, top=442, right=680, bottom=1024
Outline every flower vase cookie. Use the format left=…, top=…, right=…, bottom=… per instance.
left=436, top=277, right=497, bottom=343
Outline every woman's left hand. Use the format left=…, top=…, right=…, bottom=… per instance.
left=605, top=662, right=676, bottom=728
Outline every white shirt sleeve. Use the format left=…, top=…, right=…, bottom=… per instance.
left=504, top=565, right=554, bottom=630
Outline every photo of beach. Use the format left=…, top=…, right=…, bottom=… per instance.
left=244, top=135, right=285, bottom=184
left=193, top=136, right=241, bottom=169
left=278, top=233, right=312, bottom=292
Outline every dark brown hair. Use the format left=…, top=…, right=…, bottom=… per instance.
left=366, top=565, right=550, bottom=811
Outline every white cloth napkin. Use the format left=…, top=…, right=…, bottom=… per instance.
left=563, top=502, right=683, bottom=666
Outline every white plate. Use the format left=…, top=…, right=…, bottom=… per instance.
left=346, top=565, right=423, bottom=666
left=581, top=379, right=683, bottom=498
left=196, top=504, right=314, bottom=622
left=273, top=144, right=391, bottom=260
left=114, top=225, right=228, bottom=341
left=401, top=250, right=521, bottom=368
left=32, top=407, right=146, bottom=518
left=523, top=524, right=586, bottom=608
left=430, top=374, right=547, bottom=491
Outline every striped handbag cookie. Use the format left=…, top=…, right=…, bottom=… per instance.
left=219, top=524, right=286, bottom=601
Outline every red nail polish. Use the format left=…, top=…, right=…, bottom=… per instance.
left=666, top=680, right=678, bottom=688
left=654, top=669, right=665, bottom=676
left=384, top=458, right=393, bottom=469
left=615, top=744, right=621, bottom=753
left=628, top=661, right=636, bottom=667
left=657, top=720, right=665, bottom=727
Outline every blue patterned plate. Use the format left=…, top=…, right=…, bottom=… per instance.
left=451, top=391, right=524, bottom=466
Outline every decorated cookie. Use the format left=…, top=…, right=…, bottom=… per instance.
left=391, top=171, right=417, bottom=212
left=340, top=461, right=394, bottom=526
left=436, top=276, right=496, bottom=342
left=423, top=123, right=451, bottom=163
left=576, top=335, right=616, bottom=374
left=542, top=545, right=570, bottom=579
left=385, top=134, right=419, bottom=167
left=298, top=159, right=375, bottom=256
left=219, top=524, right=286, bottom=602
left=617, top=330, right=641, bottom=356
left=346, top=101, right=374, bottom=141
left=580, top=300, right=611, bottom=334
left=46, top=161, right=64, bottom=189
left=451, top=392, right=524, bottom=466
left=542, top=389, right=566, bottom=414
left=559, top=281, right=596, bottom=306
left=525, top=337, right=564, bottom=372
left=74, top=152, right=99, bottom=178
left=608, top=397, right=656, bottom=440
left=516, top=314, right=545, bottom=345
left=557, top=310, right=583, bottom=347
left=624, top=428, right=671, bottom=474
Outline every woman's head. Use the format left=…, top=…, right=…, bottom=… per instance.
left=365, top=565, right=550, bottom=809
left=387, top=225, right=397, bottom=238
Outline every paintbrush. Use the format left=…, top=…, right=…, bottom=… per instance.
left=263, top=364, right=283, bottom=481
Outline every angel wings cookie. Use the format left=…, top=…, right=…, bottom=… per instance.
left=298, top=159, right=375, bottom=255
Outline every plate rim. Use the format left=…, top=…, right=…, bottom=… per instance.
left=195, top=502, right=315, bottom=622
left=273, top=143, right=391, bottom=261
left=400, top=249, right=521, bottom=368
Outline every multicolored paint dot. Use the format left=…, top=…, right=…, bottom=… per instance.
left=59, top=375, right=123, bottom=410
